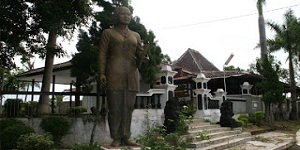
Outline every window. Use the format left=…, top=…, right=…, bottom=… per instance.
left=203, top=82, right=207, bottom=89
left=197, top=82, right=202, bottom=89
left=161, top=76, right=166, bottom=84
left=198, top=94, right=203, bottom=110
left=168, top=76, right=173, bottom=84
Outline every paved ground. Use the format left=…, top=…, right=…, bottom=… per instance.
left=286, top=130, right=300, bottom=150
left=227, top=131, right=296, bottom=150
left=100, top=131, right=300, bottom=150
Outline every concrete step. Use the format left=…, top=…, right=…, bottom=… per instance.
left=186, top=119, right=211, bottom=126
left=185, top=119, right=253, bottom=150
left=187, top=132, right=252, bottom=149
left=194, top=136, right=254, bottom=150
left=206, top=129, right=243, bottom=139
left=187, top=126, right=232, bottom=136
left=188, top=124, right=221, bottom=132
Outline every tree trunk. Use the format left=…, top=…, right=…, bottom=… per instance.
left=75, top=85, right=81, bottom=106
left=288, top=49, right=298, bottom=120
left=258, top=16, right=268, bottom=61
left=37, top=31, right=57, bottom=114
left=257, top=0, right=268, bottom=61
left=264, top=102, right=274, bottom=124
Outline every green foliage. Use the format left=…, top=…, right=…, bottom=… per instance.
left=1, top=68, right=23, bottom=91
left=249, top=111, right=265, bottom=126
left=266, top=9, right=300, bottom=120
left=177, top=114, right=191, bottom=135
left=139, top=45, right=163, bottom=86
left=31, top=0, right=92, bottom=34
left=17, top=133, right=54, bottom=150
left=21, top=101, right=38, bottom=116
left=70, top=106, right=88, bottom=115
left=237, top=114, right=249, bottom=126
left=136, top=108, right=193, bottom=149
left=256, top=56, right=284, bottom=122
left=1, top=0, right=92, bottom=68
left=181, top=105, right=196, bottom=119
left=0, top=122, right=35, bottom=150
left=3, top=99, right=39, bottom=117
left=195, top=131, right=209, bottom=141
left=71, top=143, right=101, bottom=150
left=0, top=0, right=31, bottom=69
left=235, top=119, right=244, bottom=127
left=40, top=116, right=71, bottom=144
left=256, top=57, right=284, bottom=104
left=0, top=118, right=26, bottom=131
left=224, top=65, right=242, bottom=71
left=137, top=124, right=186, bottom=150
left=71, top=29, right=99, bottom=91
left=4, top=98, right=23, bottom=117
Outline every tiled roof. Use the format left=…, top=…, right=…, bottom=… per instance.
left=172, top=48, right=220, bottom=74
left=174, top=68, right=261, bottom=80
left=171, top=48, right=263, bottom=79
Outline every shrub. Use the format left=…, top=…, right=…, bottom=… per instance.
left=40, top=116, right=71, bottom=144
left=0, top=119, right=34, bottom=149
left=249, top=111, right=265, bottom=126
left=181, top=105, right=196, bottom=118
left=254, top=111, right=264, bottom=126
left=21, top=101, right=38, bottom=116
left=4, top=98, right=22, bottom=117
left=17, top=133, right=54, bottom=150
left=137, top=124, right=176, bottom=149
left=238, top=114, right=249, bottom=126
left=137, top=109, right=192, bottom=149
left=70, top=106, right=88, bottom=115
left=0, top=118, right=25, bottom=130
left=1, top=124, right=35, bottom=149
left=235, top=119, right=244, bottom=127
left=71, top=143, right=101, bottom=150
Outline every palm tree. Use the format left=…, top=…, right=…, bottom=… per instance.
left=267, top=9, right=300, bottom=120
left=257, top=0, right=268, bottom=61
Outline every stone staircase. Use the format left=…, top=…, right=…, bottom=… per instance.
left=185, top=119, right=254, bottom=150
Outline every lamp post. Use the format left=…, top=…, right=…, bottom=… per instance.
left=223, top=53, right=234, bottom=100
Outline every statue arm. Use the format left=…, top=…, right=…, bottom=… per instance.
left=134, top=32, right=150, bottom=67
left=98, top=30, right=110, bottom=83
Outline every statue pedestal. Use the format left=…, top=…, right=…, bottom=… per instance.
left=101, top=144, right=141, bottom=150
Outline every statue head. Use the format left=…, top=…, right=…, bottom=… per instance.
left=113, top=6, right=132, bottom=25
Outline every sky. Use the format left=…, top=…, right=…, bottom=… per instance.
left=30, top=0, right=300, bottom=71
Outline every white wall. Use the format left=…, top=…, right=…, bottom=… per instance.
left=13, top=109, right=164, bottom=147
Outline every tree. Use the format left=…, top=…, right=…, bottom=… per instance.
left=129, top=18, right=164, bottom=86
left=0, top=0, right=31, bottom=69
left=257, top=0, right=268, bottom=61
left=28, top=0, right=92, bottom=114
left=161, top=54, right=172, bottom=65
left=256, top=56, right=284, bottom=123
left=248, top=56, right=289, bottom=83
left=224, top=65, right=242, bottom=71
left=20, top=55, right=41, bottom=102
left=267, top=9, right=300, bottom=120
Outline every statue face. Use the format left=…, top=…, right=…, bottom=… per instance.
left=115, top=7, right=131, bottom=25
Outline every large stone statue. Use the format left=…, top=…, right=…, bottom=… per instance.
left=163, top=97, right=181, bottom=134
left=98, top=6, right=148, bottom=147
left=219, top=100, right=238, bottom=128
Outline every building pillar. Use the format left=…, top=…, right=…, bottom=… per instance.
left=154, top=64, right=178, bottom=109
